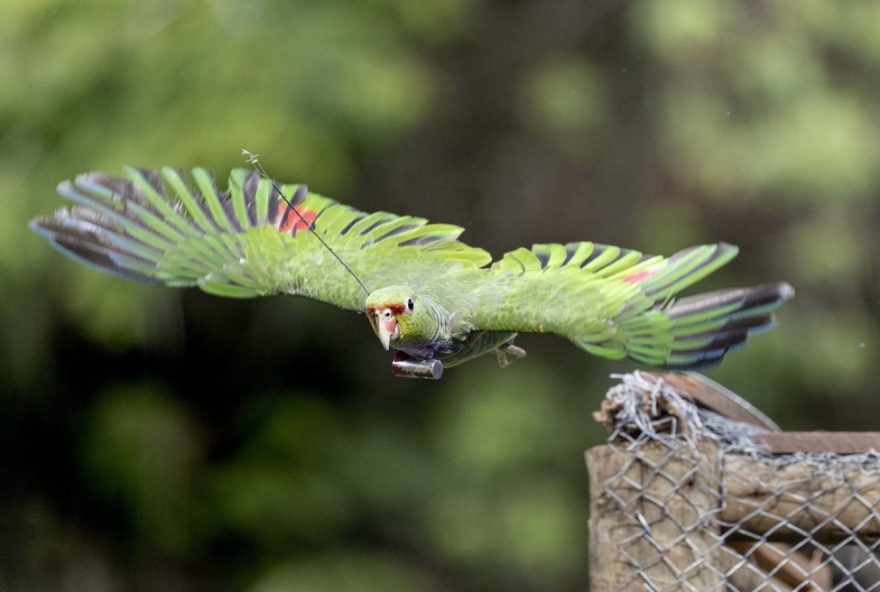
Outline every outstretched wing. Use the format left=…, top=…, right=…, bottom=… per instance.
left=31, top=167, right=491, bottom=311
left=469, top=242, right=790, bottom=369
left=471, top=241, right=687, bottom=336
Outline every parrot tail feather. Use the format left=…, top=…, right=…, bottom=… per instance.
left=621, top=282, right=795, bottom=370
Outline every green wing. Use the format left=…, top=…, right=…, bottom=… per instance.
left=471, top=241, right=684, bottom=337
left=31, top=167, right=491, bottom=311
left=470, top=241, right=791, bottom=369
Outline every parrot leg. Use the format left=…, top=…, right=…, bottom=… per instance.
left=391, top=351, right=444, bottom=380
left=495, top=343, right=527, bottom=368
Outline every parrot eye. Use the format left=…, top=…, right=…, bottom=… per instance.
left=407, top=298, right=414, bottom=311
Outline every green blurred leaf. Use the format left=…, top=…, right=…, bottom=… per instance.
left=248, top=553, right=438, bottom=592
left=82, top=383, right=202, bottom=552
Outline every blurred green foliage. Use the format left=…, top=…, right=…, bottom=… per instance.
left=3, top=0, right=880, bottom=590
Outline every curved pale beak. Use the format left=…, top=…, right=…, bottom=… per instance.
left=375, top=310, right=400, bottom=351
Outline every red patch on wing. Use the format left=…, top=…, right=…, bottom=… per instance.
left=623, top=267, right=660, bottom=284
left=276, top=203, right=316, bottom=233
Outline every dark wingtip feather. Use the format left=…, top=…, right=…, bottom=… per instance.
left=30, top=211, right=157, bottom=283
left=741, top=281, right=795, bottom=307
left=656, top=281, right=794, bottom=370
left=666, top=281, right=794, bottom=322
left=776, top=281, right=795, bottom=302
left=29, top=215, right=54, bottom=237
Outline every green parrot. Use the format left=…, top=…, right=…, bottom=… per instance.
left=31, top=166, right=793, bottom=379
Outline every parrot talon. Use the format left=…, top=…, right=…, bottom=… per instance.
left=495, top=343, right=527, bottom=368
left=391, top=352, right=443, bottom=379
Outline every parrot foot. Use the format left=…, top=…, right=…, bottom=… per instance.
left=391, top=352, right=444, bottom=380
left=495, top=343, right=527, bottom=368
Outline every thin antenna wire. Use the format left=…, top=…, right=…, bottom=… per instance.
left=242, top=150, right=371, bottom=296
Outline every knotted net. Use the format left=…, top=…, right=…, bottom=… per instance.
left=587, top=371, right=880, bottom=591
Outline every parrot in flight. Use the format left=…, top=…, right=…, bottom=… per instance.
left=30, top=166, right=793, bottom=379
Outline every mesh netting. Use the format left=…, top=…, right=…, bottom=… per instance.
left=587, top=371, right=880, bottom=592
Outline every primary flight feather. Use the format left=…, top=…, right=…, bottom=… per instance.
left=31, top=166, right=793, bottom=379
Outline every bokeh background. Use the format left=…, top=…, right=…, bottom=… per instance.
left=3, top=1, right=880, bottom=590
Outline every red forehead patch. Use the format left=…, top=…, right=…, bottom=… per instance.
left=367, top=303, right=405, bottom=315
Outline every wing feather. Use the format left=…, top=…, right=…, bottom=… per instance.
left=32, top=167, right=492, bottom=310
left=472, top=241, right=729, bottom=340
left=471, top=241, right=789, bottom=370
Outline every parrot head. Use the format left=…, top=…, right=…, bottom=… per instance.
left=365, top=285, right=433, bottom=351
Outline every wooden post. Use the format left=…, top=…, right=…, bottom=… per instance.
left=587, top=372, right=880, bottom=590
left=586, top=440, right=724, bottom=591
left=723, top=454, right=880, bottom=541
